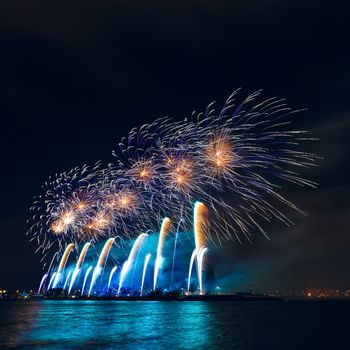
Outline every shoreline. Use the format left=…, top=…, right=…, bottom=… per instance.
left=1, top=294, right=285, bottom=302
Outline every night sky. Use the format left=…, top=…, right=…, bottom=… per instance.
left=0, top=1, right=348, bottom=291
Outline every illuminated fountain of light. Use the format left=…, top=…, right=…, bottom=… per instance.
left=117, top=233, right=148, bottom=295
left=170, top=219, right=183, bottom=289
left=81, top=266, right=93, bottom=296
left=68, top=242, right=91, bottom=294
left=153, top=218, right=171, bottom=290
left=47, top=272, right=57, bottom=290
left=130, top=237, right=145, bottom=289
left=194, top=202, right=206, bottom=251
left=197, top=246, right=208, bottom=294
left=140, top=253, right=151, bottom=296
left=88, top=238, right=115, bottom=296
left=44, top=251, right=58, bottom=290
left=52, top=243, right=75, bottom=288
left=187, top=248, right=198, bottom=292
left=193, top=202, right=208, bottom=295
left=37, top=273, right=48, bottom=294
left=108, top=266, right=118, bottom=290
left=63, top=270, right=72, bottom=290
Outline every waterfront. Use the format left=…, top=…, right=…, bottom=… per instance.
left=0, top=300, right=348, bottom=349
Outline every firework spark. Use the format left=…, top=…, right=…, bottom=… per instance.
left=28, top=90, right=318, bottom=258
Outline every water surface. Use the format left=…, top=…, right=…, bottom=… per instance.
left=0, top=300, right=347, bottom=349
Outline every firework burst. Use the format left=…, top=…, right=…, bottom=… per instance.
left=28, top=90, right=318, bottom=256
left=27, top=163, right=102, bottom=258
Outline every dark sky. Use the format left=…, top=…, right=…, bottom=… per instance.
left=0, top=1, right=349, bottom=291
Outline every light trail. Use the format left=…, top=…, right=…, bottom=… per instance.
left=81, top=266, right=93, bottom=296
left=88, top=238, right=115, bottom=296
left=63, top=270, right=72, bottom=290
left=153, top=218, right=171, bottom=290
left=108, top=266, right=118, bottom=290
left=47, top=272, right=57, bottom=290
left=187, top=248, right=198, bottom=292
left=68, top=242, right=91, bottom=294
left=141, top=253, right=151, bottom=296
left=118, top=233, right=148, bottom=295
left=52, top=243, right=74, bottom=288
left=37, top=273, right=48, bottom=294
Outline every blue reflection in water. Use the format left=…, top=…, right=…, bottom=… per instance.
left=25, top=301, right=214, bottom=348
left=0, top=300, right=349, bottom=349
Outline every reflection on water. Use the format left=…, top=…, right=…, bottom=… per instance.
left=0, top=300, right=348, bottom=349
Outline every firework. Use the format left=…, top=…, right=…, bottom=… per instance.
left=27, top=163, right=102, bottom=257
left=187, top=248, right=198, bottom=292
left=68, top=242, right=91, bottom=294
left=81, top=266, right=93, bottom=296
left=37, top=273, right=48, bottom=294
left=29, top=90, right=318, bottom=257
left=108, top=266, right=118, bottom=290
left=118, top=233, right=148, bottom=295
left=88, top=237, right=115, bottom=296
left=153, top=217, right=171, bottom=290
left=52, top=243, right=74, bottom=288
left=141, top=253, right=151, bottom=296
